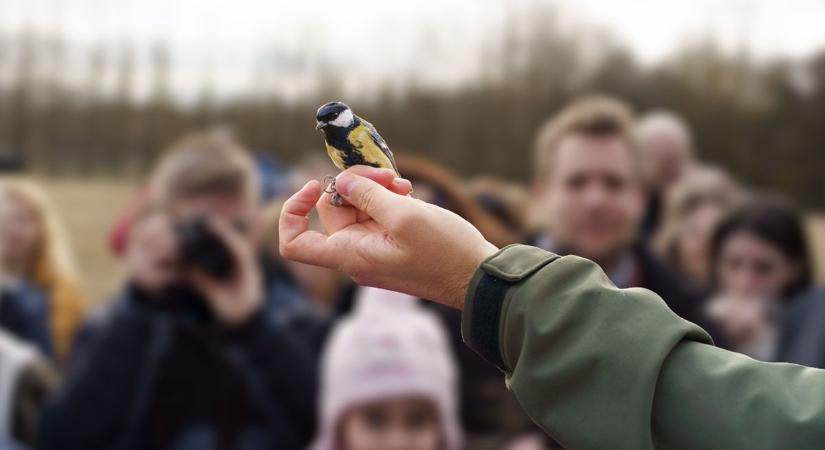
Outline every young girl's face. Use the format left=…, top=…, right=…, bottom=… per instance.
left=339, top=396, right=443, bottom=450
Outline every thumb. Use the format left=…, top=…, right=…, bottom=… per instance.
left=335, top=171, right=405, bottom=227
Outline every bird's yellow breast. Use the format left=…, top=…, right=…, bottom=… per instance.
left=325, top=142, right=347, bottom=171
left=325, top=123, right=395, bottom=172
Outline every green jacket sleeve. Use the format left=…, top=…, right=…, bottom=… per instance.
left=461, top=244, right=825, bottom=450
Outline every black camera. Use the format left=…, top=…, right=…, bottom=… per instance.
left=175, top=216, right=235, bottom=279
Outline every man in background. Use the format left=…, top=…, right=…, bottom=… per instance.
left=529, top=97, right=718, bottom=340
left=636, top=110, right=696, bottom=238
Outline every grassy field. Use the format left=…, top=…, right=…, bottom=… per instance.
left=9, top=177, right=825, bottom=305
left=37, top=178, right=138, bottom=304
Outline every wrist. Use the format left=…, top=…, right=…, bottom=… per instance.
left=443, top=241, right=498, bottom=310
left=218, top=303, right=262, bottom=327
left=216, top=291, right=264, bottom=327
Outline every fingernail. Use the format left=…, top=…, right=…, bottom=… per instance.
left=392, top=178, right=411, bottom=188
left=336, top=173, right=354, bottom=196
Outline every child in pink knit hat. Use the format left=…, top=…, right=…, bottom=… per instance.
left=312, top=287, right=463, bottom=450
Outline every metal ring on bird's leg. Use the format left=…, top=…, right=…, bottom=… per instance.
left=322, top=175, right=337, bottom=194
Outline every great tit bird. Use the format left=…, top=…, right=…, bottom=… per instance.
left=315, top=101, right=400, bottom=206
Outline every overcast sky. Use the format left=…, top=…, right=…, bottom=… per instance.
left=3, top=0, right=825, bottom=101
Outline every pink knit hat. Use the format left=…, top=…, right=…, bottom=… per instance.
left=311, top=287, right=462, bottom=450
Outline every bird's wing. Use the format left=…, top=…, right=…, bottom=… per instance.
left=360, top=118, right=399, bottom=175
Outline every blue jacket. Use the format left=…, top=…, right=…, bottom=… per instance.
left=0, top=282, right=52, bottom=357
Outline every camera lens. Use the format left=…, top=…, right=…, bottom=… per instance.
left=175, top=216, right=235, bottom=279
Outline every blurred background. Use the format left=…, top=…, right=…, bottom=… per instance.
left=2, top=1, right=825, bottom=449
left=2, top=0, right=825, bottom=298
left=1, top=0, right=825, bottom=300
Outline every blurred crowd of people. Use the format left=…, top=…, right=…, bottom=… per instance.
left=1, top=95, right=823, bottom=450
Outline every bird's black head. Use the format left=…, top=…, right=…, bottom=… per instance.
left=315, top=101, right=354, bottom=130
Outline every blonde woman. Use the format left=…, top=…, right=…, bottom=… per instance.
left=654, top=166, right=743, bottom=288
left=0, top=180, right=86, bottom=363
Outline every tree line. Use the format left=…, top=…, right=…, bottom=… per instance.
left=1, top=7, right=824, bottom=207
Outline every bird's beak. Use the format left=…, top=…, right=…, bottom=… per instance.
left=315, top=121, right=326, bottom=130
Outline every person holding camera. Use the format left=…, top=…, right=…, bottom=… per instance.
left=39, top=131, right=326, bottom=450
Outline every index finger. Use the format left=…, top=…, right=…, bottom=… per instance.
left=334, top=171, right=413, bottom=230
left=316, top=171, right=411, bottom=235
left=342, top=165, right=413, bottom=196
left=278, top=180, right=338, bottom=268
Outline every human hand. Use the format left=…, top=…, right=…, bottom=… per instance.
left=503, top=433, right=548, bottom=450
left=279, top=165, right=498, bottom=309
left=186, top=217, right=264, bottom=326
left=706, top=294, right=776, bottom=351
left=125, top=213, right=181, bottom=295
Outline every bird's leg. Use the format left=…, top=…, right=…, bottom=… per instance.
left=323, top=175, right=344, bottom=207
left=331, top=192, right=344, bottom=207
left=322, top=175, right=337, bottom=193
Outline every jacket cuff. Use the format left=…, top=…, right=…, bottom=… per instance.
left=461, top=244, right=560, bottom=372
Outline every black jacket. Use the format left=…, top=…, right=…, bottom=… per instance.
left=39, top=284, right=319, bottom=450
left=776, top=287, right=825, bottom=369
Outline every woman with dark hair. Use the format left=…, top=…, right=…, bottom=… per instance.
left=706, top=197, right=812, bottom=360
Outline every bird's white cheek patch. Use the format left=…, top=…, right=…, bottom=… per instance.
left=330, top=109, right=354, bottom=127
